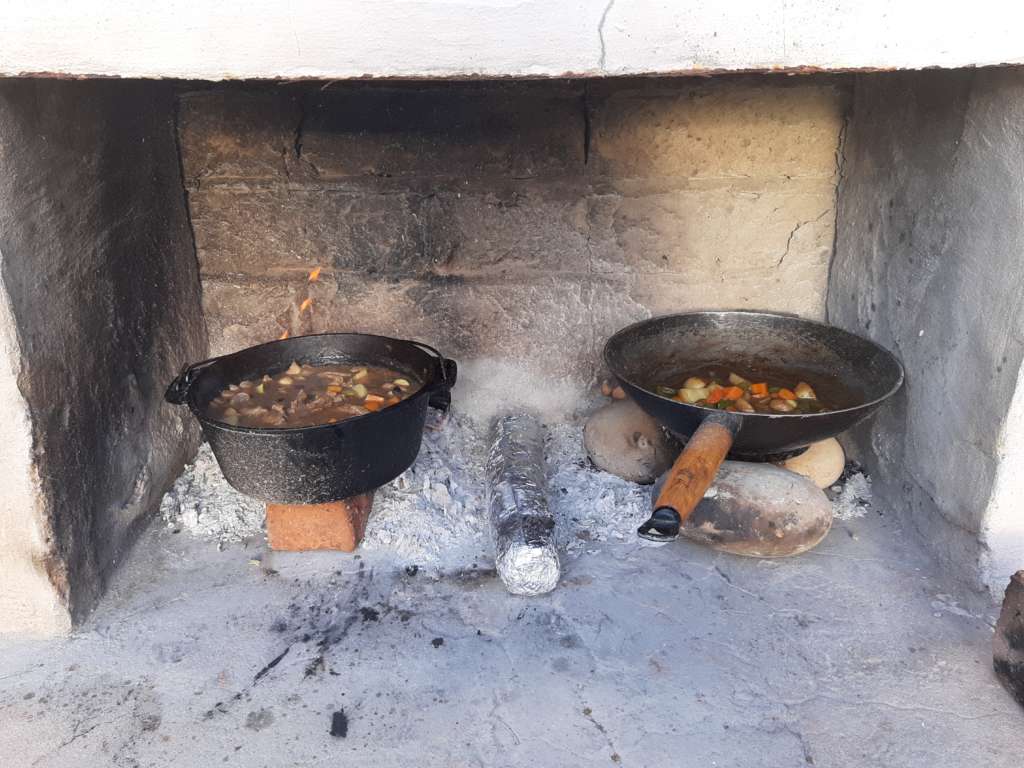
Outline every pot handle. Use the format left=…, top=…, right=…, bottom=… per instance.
left=165, top=357, right=219, bottom=405
left=411, top=341, right=457, bottom=412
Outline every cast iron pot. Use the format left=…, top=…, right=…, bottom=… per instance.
left=165, top=333, right=456, bottom=505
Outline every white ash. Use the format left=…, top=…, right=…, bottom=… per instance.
left=545, top=421, right=650, bottom=557
left=159, top=443, right=265, bottom=542
left=830, top=470, right=873, bottom=520
left=159, top=413, right=649, bottom=567
left=360, top=412, right=489, bottom=569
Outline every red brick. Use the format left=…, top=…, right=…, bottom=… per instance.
left=266, top=493, right=374, bottom=552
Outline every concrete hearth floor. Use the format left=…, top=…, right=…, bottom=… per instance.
left=1, top=507, right=1020, bottom=767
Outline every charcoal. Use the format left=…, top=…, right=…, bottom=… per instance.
left=330, top=709, right=348, bottom=738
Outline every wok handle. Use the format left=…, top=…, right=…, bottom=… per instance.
left=638, top=416, right=737, bottom=542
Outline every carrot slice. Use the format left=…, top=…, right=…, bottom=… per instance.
left=364, top=400, right=382, bottom=412
left=706, top=388, right=726, bottom=405
left=778, top=388, right=797, bottom=400
left=723, top=386, right=744, bottom=400
left=749, top=382, right=768, bottom=397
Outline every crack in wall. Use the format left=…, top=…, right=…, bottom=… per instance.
left=597, top=0, right=616, bottom=71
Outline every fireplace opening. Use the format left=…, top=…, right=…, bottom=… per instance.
left=2, top=66, right=1023, bottom=762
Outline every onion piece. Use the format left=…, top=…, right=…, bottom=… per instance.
left=677, top=387, right=710, bottom=403
left=286, top=361, right=302, bottom=375
left=683, top=377, right=707, bottom=389
left=794, top=381, right=817, bottom=400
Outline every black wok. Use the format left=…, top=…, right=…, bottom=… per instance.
left=603, top=311, right=903, bottom=541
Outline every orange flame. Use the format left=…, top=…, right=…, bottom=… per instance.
left=299, top=297, right=313, bottom=313
left=278, top=329, right=290, bottom=340
left=308, top=266, right=322, bottom=282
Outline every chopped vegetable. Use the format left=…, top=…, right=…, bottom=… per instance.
left=706, top=388, right=727, bottom=405
left=794, top=381, right=817, bottom=400
left=677, top=387, right=710, bottom=404
left=207, top=363, right=420, bottom=428
left=655, top=369, right=829, bottom=415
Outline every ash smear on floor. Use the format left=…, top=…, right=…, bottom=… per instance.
left=2, top=499, right=1019, bottom=768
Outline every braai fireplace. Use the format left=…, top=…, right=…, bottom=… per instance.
left=1, top=6, right=1023, bottom=649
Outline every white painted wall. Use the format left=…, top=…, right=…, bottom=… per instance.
left=2, top=0, right=1023, bottom=80
left=982, top=366, right=1024, bottom=597
left=0, top=259, right=70, bottom=635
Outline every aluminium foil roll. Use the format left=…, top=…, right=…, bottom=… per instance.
left=486, top=413, right=560, bottom=595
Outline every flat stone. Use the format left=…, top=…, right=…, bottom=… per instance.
left=779, top=438, right=846, bottom=489
left=654, top=460, right=833, bottom=557
left=584, top=400, right=678, bottom=484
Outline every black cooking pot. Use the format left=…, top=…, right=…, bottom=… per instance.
left=165, top=333, right=456, bottom=504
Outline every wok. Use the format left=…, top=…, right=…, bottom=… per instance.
left=603, top=311, right=903, bottom=541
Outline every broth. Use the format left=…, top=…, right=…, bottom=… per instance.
left=206, top=361, right=420, bottom=428
left=655, top=366, right=833, bottom=414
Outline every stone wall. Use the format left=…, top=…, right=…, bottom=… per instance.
left=0, top=80, right=207, bottom=630
left=829, top=68, right=1024, bottom=597
left=182, top=76, right=847, bottom=405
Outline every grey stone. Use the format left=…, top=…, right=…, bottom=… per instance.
left=301, top=82, right=584, bottom=181
left=583, top=400, right=678, bottom=484
left=653, top=460, right=834, bottom=557
left=587, top=77, right=847, bottom=182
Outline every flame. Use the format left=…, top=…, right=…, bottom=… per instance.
left=308, top=266, right=322, bottom=282
left=299, top=297, right=313, bottom=313
left=278, top=329, right=290, bottom=340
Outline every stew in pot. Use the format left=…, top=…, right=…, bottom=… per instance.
left=655, top=369, right=830, bottom=414
left=206, top=361, right=420, bottom=428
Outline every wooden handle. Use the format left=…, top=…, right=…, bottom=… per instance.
left=654, top=419, right=735, bottom=524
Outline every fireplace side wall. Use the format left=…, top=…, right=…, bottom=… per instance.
left=181, top=77, right=846, bottom=415
left=829, top=68, right=1024, bottom=596
left=0, top=81, right=207, bottom=628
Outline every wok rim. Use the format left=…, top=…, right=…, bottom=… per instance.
left=185, top=331, right=442, bottom=435
left=603, top=310, right=905, bottom=421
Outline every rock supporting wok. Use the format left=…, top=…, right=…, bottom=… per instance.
left=652, top=460, right=833, bottom=557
